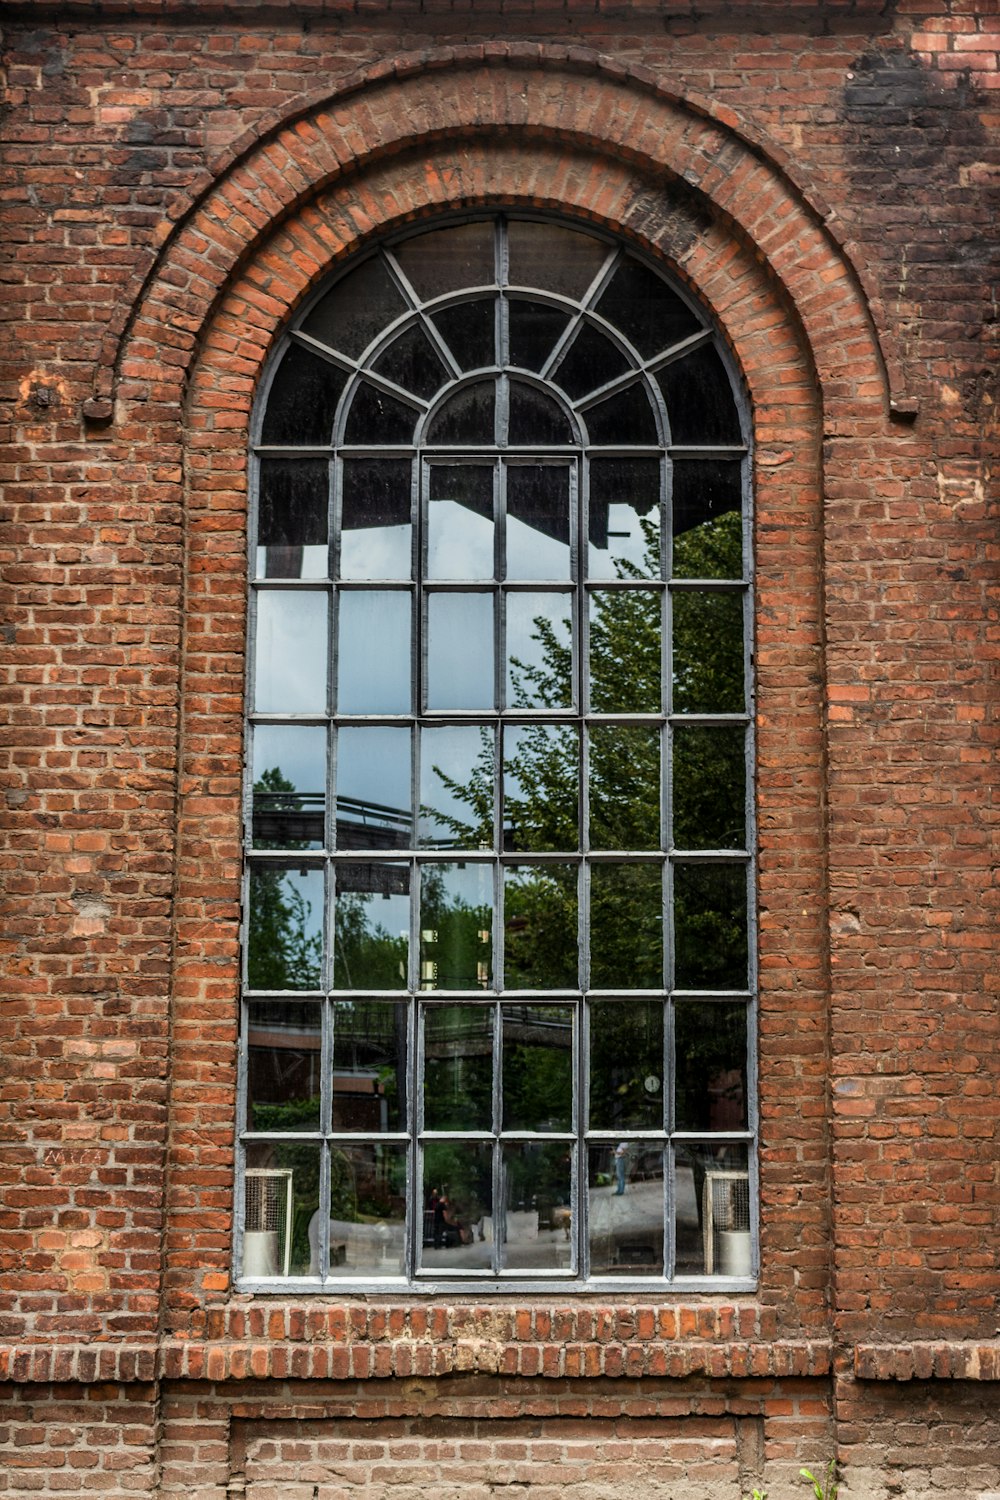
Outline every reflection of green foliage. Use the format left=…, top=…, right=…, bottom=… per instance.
left=421, top=868, right=491, bottom=990
left=330, top=1147, right=357, bottom=1222
left=673, top=507, right=742, bottom=580
left=335, top=894, right=407, bottom=988
left=424, top=1141, right=492, bottom=1223
left=248, top=862, right=322, bottom=991
left=252, top=1096, right=319, bottom=1131
left=590, top=864, right=662, bottom=989
left=673, top=725, right=745, bottom=850
left=588, top=1001, right=663, bottom=1130
left=672, top=511, right=744, bottom=715
left=674, top=865, right=748, bottom=990
left=503, top=1009, right=573, bottom=1131
left=424, top=1006, right=493, bottom=1130
left=503, top=1140, right=571, bottom=1213
left=504, top=869, right=577, bottom=989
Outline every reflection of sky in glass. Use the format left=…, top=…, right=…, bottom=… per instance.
left=506, top=593, right=572, bottom=709
left=337, top=727, right=410, bottom=822
left=256, top=543, right=327, bottom=580
left=248, top=865, right=324, bottom=991
left=426, top=594, right=494, bottom=710
left=588, top=503, right=660, bottom=579
left=338, top=591, right=411, bottom=713
left=340, top=524, right=410, bottom=581
left=333, top=889, right=409, bottom=990
left=420, top=724, right=493, bottom=847
left=427, top=498, right=494, bottom=580
left=254, top=591, right=328, bottom=714
left=253, top=724, right=326, bottom=794
left=506, top=515, right=570, bottom=580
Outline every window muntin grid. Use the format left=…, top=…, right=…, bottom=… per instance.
left=240, top=214, right=755, bottom=1289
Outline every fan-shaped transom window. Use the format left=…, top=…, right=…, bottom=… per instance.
left=240, top=214, right=756, bottom=1290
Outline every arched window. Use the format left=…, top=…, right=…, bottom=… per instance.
left=239, top=215, right=754, bottom=1288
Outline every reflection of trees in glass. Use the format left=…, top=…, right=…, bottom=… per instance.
left=502, top=1007, right=573, bottom=1131
left=672, top=511, right=744, bottom=715
left=334, top=892, right=407, bottom=988
left=421, top=869, right=491, bottom=990
left=504, top=870, right=577, bottom=989
left=248, top=867, right=322, bottom=992
left=253, top=763, right=316, bottom=850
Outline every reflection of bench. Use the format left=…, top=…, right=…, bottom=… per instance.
left=308, top=1212, right=404, bottom=1274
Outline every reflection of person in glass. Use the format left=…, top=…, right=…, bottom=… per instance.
left=614, top=1142, right=629, bottom=1195
left=431, top=1186, right=472, bottom=1248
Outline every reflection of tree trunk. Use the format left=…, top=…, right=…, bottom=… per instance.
left=394, top=1000, right=407, bottom=1127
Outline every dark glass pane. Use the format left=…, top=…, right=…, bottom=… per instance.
left=254, top=591, right=328, bottom=715
left=420, top=863, right=493, bottom=991
left=420, top=1142, right=493, bottom=1270
left=260, top=343, right=347, bottom=446
left=302, top=256, right=405, bottom=358
left=588, top=457, right=661, bottom=581
left=331, top=999, right=408, bottom=1130
left=502, top=1005, right=573, bottom=1131
left=508, top=300, right=571, bottom=372
left=673, top=863, right=748, bottom=990
left=588, top=725, right=660, bottom=851
left=507, top=382, right=573, bottom=445
left=588, top=999, right=664, bottom=1129
left=340, top=458, right=412, bottom=581
left=671, top=460, right=742, bottom=555
left=589, top=589, right=661, bottom=714
left=427, top=380, right=495, bottom=445
left=343, top=382, right=416, bottom=445
left=590, top=863, right=663, bottom=990
left=422, top=1005, right=494, bottom=1129
left=372, top=323, right=448, bottom=402
left=247, top=1001, right=322, bottom=1132
left=672, top=724, right=746, bottom=851
left=419, top=724, right=494, bottom=850
left=336, top=726, right=411, bottom=851
left=674, top=1140, right=750, bottom=1277
left=584, top=383, right=659, bottom=445
left=257, top=458, right=328, bottom=582
left=674, top=1002, right=748, bottom=1132
left=244, top=1141, right=320, bottom=1279
left=657, top=344, right=742, bottom=445
left=252, top=724, right=326, bottom=850
left=248, top=865, right=324, bottom=991
left=506, top=465, right=571, bottom=580
left=394, top=221, right=495, bottom=301
left=552, top=323, right=630, bottom=401
left=507, top=220, right=609, bottom=300
left=503, top=724, right=579, bottom=854
left=334, top=866, right=409, bottom=991
left=501, top=1143, right=573, bottom=1271
left=596, top=257, right=702, bottom=359
left=587, top=1144, right=664, bottom=1276
left=325, top=1142, right=407, bottom=1278
left=506, top=593, right=573, bottom=710
left=427, top=465, right=494, bottom=580
left=337, top=591, right=411, bottom=714
left=426, top=593, right=494, bottom=711
left=671, top=591, right=744, bottom=714
left=431, top=299, right=496, bottom=372
left=503, top=866, right=578, bottom=990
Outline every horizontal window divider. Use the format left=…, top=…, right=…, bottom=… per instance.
left=583, top=579, right=666, bottom=591
left=585, top=989, right=669, bottom=999
left=243, top=985, right=325, bottom=997
left=333, top=579, right=412, bottom=590
left=240, top=1131, right=325, bottom=1142
left=253, top=445, right=334, bottom=457
left=250, top=714, right=331, bottom=726
left=246, top=852, right=326, bottom=866
left=667, top=577, right=748, bottom=591
left=337, top=445, right=418, bottom=456
left=667, top=712, right=751, bottom=725
left=666, top=443, right=748, bottom=456
left=584, top=850, right=667, bottom=863
left=585, top=1131, right=668, bottom=1141
left=493, top=1132, right=576, bottom=1141
left=585, top=445, right=663, bottom=456
left=252, top=577, right=333, bottom=591
left=418, top=1132, right=496, bottom=1142
left=670, top=988, right=754, bottom=1001
left=671, top=1130, right=755, bottom=1142
left=325, top=1133, right=411, bottom=1143
left=669, top=848, right=752, bottom=862
left=584, top=713, right=666, bottom=724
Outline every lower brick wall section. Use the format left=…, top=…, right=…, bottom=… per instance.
left=837, top=1377, right=1000, bottom=1500
left=0, top=1384, right=159, bottom=1497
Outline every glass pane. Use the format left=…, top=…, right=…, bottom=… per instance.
left=337, top=591, right=411, bottom=714
left=506, top=465, right=571, bottom=580
left=302, top=256, right=405, bottom=358
left=596, top=257, right=702, bottom=359
left=372, top=324, right=447, bottom=403
left=501, top=1143, right=573, bottom=1271
left=584, top=383, right=658, bottom=445
left=671, top=591, right=744, bottom=714
left=502, top=1004, right=574, bottom=1130
left=419, top=724, right=494, bottom=850
left=420, top=1142, right=493, bottom=1270
left=331, top=1000, right=407, bottom=1130
left=672, top=724, right=746, bottom=851
left=552, top=322, right=630, bottom=401
left=507, top=382, right=573, bottom=445
left=256, top=458, right=328, bottom=579
left=395, top=221, right=495, bottom=301
left=340, top=458, right=412, bottom=581
left=431, top=298, right=496, bottom=371
left=674, top=1140, right=750, bottom=1277
left=589, top=725, right=660, bottom=851
left=588, top=589, right=661, bottom=713
left=503, top=724, right=579, bottom=853
left=508, top=300, right=571, bottom=372
left=675, top=1002, right=748, bottom=1133
left=420, top=863, right=493, bottom=991
left=657, top=344, right=742, bottom=445
left=588, top=999, right=664, bottom=1129
left=248, top=865, right=324, bottom=991
left=336, top=726, right=411, bottom=850
left=426, top=593, right=494, bottom=711
left=588, top=457, right=661, bottom=580
left=333, top=865, right=409, bottom=991
left=252, top=724, right=326, bottom=849
left=673, top=863, right=748, bottom=991
left=590, top=864, right=663, bottom=990
left=506, top=593, right=573, bottom=710
left=587, top=1144, right=664, bottom=1276
left=260, top=343, right=347, bottom=446
left=325, top=1142, right=407, bottom=1278
left=503, top=866, right=578, bottom=991
left=243, top=1142, right=320, bottom=1279
left=254, top=590, right=328, bottom=715
left=671, top=460, right=743, bottom=578
left=427, top=381, right=495, bottom=445
left=247, top=1001, right=322, bottom=1132
left=343, top=382, right=416, bottom=445
left=427, top=465, right=494, bottom=580
left=506, top=220, right=609, bottom=300
left=422, top=1005, right=494, bottom=1130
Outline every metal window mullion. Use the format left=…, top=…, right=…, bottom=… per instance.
left=492, top=999, right=503, bottom=1274
left=647, top=327, right=714, bottom=375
